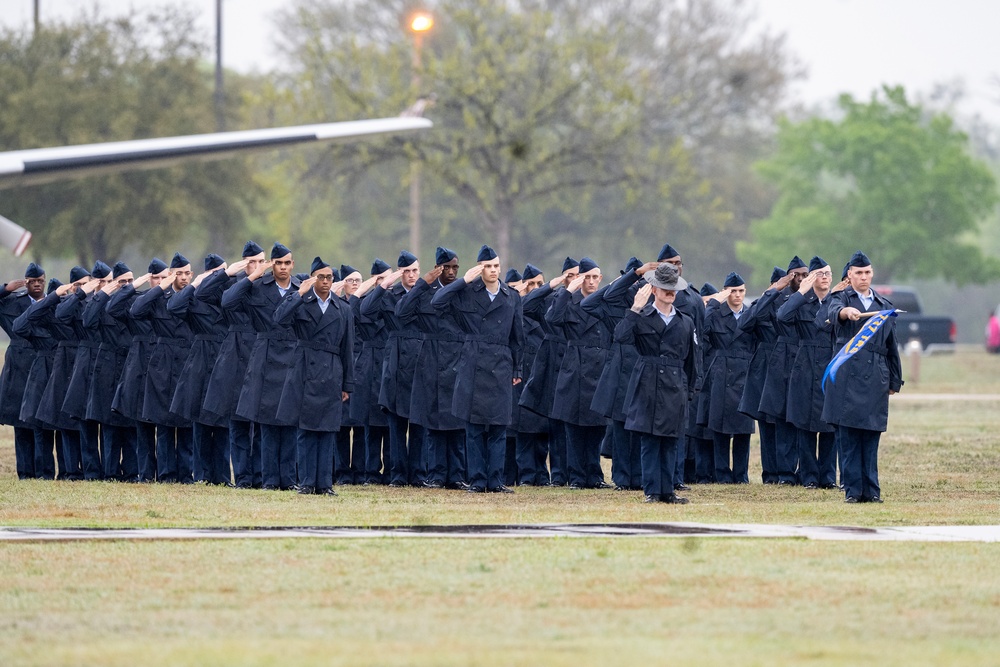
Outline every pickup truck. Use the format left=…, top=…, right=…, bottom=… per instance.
left=874, top=285, right=956, bottom=354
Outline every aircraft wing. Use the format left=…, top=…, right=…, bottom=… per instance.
left=0, top=116, right=432, bottom=190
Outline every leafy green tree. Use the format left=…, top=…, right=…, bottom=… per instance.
left=738, top=86, right=1000, bottom=285
left=0, top=7, right=260, bottom=264
left=267, top=0, right=794, bottom=272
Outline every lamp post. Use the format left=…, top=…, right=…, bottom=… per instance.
left=408, top=12, right=433, bottom=256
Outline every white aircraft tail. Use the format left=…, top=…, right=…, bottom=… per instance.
left=0, top=214, right=32, bottom=257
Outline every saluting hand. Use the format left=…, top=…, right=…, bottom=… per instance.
left=770, top=274, right=793, bottom=291
left=248, top=260, right=271, bottom=281
left=463, top=265, right=484, bottom=282
left=798, top=272, right=818, bottom=295
left=4, top=279, right=26, bottom=292
left=635, top=261, right=659, bottom=276
left=226, top=259, right=249, bottom=276
left=382, top=268, right=405, bottom=286
left=132, top=273, right=151, bottom=289
left=566, top=274, right=585, bottom=293
left=55, top=283, right=75, bottom=297
left=712, top=287, right=732, bottom=303
left=78, top=277, right=102, bottom=295
left=423, top=266, right=443, bottom=284
left=830, top=278, right=849, bottom=293
left=632, top=283, right=652, bottom=312
left=298, top=277, right=317, bottom=296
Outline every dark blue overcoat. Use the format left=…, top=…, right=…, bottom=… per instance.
left=12, top=293, right=59, bottom=428
left=81, top=291, right=133, bottom=426
left=361, top=283, right=423, bottom=418
left=130, top=284, right=194, bottom=427
left=431, top=277, right=523, bottom=426
left=168, top=281, right=228, bottom=427
left=582, top=281, right=636, bottom=422
left=697, top=302, right=755, bottom=435
left=58, top=290, right=101, bottom=421
left=348, top=294, right=389, bottom=427
left=511, top=312, right=548, bottom=433
left=615, top=306, right=698, bottom=437
left=547, top=289, right=610, bottom=428
left=0, top=287, right=39, bottom=427
left=29, top=292, right=80, bottom=430
left=108, top=285, right=155, bottom=422
left=274, top=289, right=355, bottom=432
left=223, top=273, right=301, bottom=426
left=517, top=284, right=566, bottom=419
left=776, top=290, right=835, bottom=433
left=756, top=287, right=798, bottom=422
left=200, top=271, right=255, bottom=421
left=397, top=279, right=465, bottom=431
left=736, top=290, right=780, bottom=420
left=818, top=287, right=902, bottom=432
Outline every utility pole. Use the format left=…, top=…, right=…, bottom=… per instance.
left=34, top=0, right=40, bottom=34
left=214, top=0, right=225, bottom=131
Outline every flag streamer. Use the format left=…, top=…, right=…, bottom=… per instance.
left=821, top=309, right=897, bottom=393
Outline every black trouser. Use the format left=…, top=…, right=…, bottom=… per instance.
left=795, top=429, right=836, bottom=487
left=838, top=425, right=881, bottom=501
left=609, top=420, right=641, bottom=489
left=14, top=427, right=35, bottom=479
left=425, top=428, right=466, bottom=486
left=297, top=428, right=334, bottom=492
left=504, top=434, right=518, bottom=486
left=548, top=419, right=568, bottom=485
left=758, top=420, right=777, bottom=483
left=195, top=423, right=231, bottom=485
left=230, top=419, right=260, bottom=488
left=774, top=419, right=798, bottom=484
left=515, top=431, right=549, bottom=485
left=639, top=433, right=678, bottom=498
left=80, top=419, right=103, bottom=481
left=260, top=423, right=296, bottom=490
left=362, top=425, right=388, bottom=484
left=386, top=413, right=424, bottom=486
left=465, top=422, right=506, bottom=491
left=156, top=425, right=194, bottom=483
left=713, top=432, right=750, bottom=484
left=334, top=425, right=362, bottom=484
left=564, top=423, right=605, bottom=488
left=59, top=428, right=83, bottom=480
left=103, top=424, right=138, bottom=481
left=33, top=428, right=57, bottom=480
left=136, top=422, right=157, bottom=482
left=692, top=434, right=715, bottom=483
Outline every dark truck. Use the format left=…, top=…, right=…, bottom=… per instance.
left=874, top=285, right=956, bottom=354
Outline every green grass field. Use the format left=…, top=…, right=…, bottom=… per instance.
left=1, top=349, right=999, bottom=665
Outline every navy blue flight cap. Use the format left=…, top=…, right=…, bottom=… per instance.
left=808, top=256, right=827, bottom=273
left=723, top=271, right=745, bottom=288
left=622, top=256, right=642, bottom=275
left=769, top=266, right=786, bottom=283
left=91, top=261, right=112, bottom=279
left=170, top=252, right=190, bottom=269
left=242, top=240, right=265, bottom=258
left=700, top=282, right=718, bottom=297
left=69, top=266, right=91, bottom=283
left=24, top=262, right=44, bottom=279
left=371, top=258, right=391, bottom=275
left=505, top=268, right=522, bottom=283
left=148, top=258, right=168, bottom=274
left=841, top=262, right=850, bottom=281
left=340, top=264, right=360, bottom=279
left=522, top=263, right=542, bottom=280
left=47, top=278, right=62, bottom=294
left=476, top=245, right=498, bottom=262
left=561, top=257, right=579, bottom=273
left=578, top=257, right=599, bottom=274
left=657, top=243, right=680, bottom=261
left=435, top=247, right=458, bottom=265
left=311, top=256, right=331, bottom=274
left=112, top=261, right=130, bottom=279
left=786, top=255, right=807, bottom=272
left=204, top=253, right=225, bottom=271
left=848, top=250, right=871, bottom=268
left=294, top=273, right=310, bottom=282
left=271, top=243, right=291, bottom=260
left=397, top=250, right=418, bottom=267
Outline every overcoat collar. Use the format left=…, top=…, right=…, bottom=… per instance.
left=471, top=278, right=510, bottom=315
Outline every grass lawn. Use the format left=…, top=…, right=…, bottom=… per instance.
left=0, top=348, right=998, bottom=665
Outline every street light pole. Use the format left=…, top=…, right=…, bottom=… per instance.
left=215, top=0, right=225, bottom=131
left=408, top=12, right=432, bottom=257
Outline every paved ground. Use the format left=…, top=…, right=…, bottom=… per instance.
left=2, top=523, right=999, bottom=542
left=891, top=393, right=1000, bottom=401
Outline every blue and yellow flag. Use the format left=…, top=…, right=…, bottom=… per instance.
left=821, top=309, right=897, bottom=393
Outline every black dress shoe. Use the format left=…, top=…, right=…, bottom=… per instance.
left=387, top=481, right=406, bottom=488
left=567, top=483, right=584, bottom=490
left=489, top=485, right=515, bottom=494
left=803, top=482, right=818, bottom=489
left=466, top=486, right=486, bottom=493
left=865, top=496, right=884, bottom=503
left=297, top=486, right=315, bottom=495
left=777, top=480, right=795, bottom=486
left=593, top=481, right=614, bottom=490
left=674, top=483, right=691, bottom=491
left=446, top=481, right=470, bottom=491
left=317, top=488, right=337, bottom=496
left=423, top=481, right=444, bottom=489
left=844, top=496, right=861, bottom=503
left=819, top=483, right=837, bottom=490
left=660, top=494, right=689, bottom=504
left=262, top=484, right=279, bottom=491
left=614, top=485, right=629, bottom=491
left=643, top=494, right=658, bottom=503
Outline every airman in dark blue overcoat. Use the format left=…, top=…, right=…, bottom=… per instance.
left=360, top=250, right=425, bottom=486
left=83, top=262, right=138, bottom=481
left=510, top=263, right=550, bottom=486
left=776, top=256, right=837, bottom=489
left=398, top=247, right=467, bottom=489
left=0, top=263, right=49, bottom=479
left=201, top=241, right=265, bottom=488
left=431, top=244, right=523, bottom=494
left=274, top=257, right=355, bottom=495
left=168, top=254, right=231, bottom=485
left=737, top=266, right=787, bottom=483
left=131, top=253, right=194, bottom=483
left=817, top=251, right=902, bottom=503
left=615, top=263, right=699, bottom=503
left=698, top=272, right=755, bottom=484
left=225, top=242, right=301, bottom=490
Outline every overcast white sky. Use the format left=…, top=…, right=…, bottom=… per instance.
left=3, top=0, right=999, bottom=124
